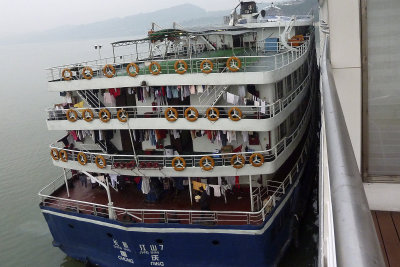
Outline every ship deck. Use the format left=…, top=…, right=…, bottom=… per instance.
left=372, top=211, right=400, bottom=267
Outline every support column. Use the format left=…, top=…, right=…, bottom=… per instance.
left=188, top=177, right=193, bottom=206
left=249, top=175, right=254, bottom=212
left=63, top=168, right=70, bottom=198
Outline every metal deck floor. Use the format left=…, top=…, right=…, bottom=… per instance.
left=372, top=211, right=400, bottom=267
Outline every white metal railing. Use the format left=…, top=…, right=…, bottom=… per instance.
left=49, top=89, right=313, bottom=172
left=40, top=126, right=312, bottom=225
left=47, top=71, right=311, bottom=122
left=46, top=38, right=311, bottom=82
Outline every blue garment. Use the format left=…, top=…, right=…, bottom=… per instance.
left=171, top=86, right=179, bottom=99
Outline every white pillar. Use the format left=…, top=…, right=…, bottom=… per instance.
left=249, top=175, right=254, bottom=212
left=63, top=168, right=70, bottom=198
left=188, top=177, right=193, bottom=206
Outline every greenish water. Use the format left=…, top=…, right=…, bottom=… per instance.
left=0, top=38, right=318, bottom=267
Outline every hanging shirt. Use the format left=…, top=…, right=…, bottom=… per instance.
left=238, top=85, right=246, bottom=98
left=210, top=185, right=221, bottom=197
left=196, top=85, right=204, bottom=94
left=192, top=181, right=206, bottom=191
left=110, top=174, right=118, bottom=188
left=190, top=85, right=196, bottom=94
left=226, top=92, right=235, bottom=104
left=242, top=131, right=249, bottom=143
left=261, top=101, right=266, bottom=114
left=141, top=177, right=151, bottom=194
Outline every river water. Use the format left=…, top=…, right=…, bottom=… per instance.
left=0, top=38, right=317, bottom=267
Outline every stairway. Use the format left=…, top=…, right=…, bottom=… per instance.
left=198, top=85, right=230, bottom=107
left=76, top=90, right=106, bottom=112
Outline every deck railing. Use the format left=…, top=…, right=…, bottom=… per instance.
left=40, top=129, right=311, bottom=225
left=47, top=71, right=311, bottom=122
left=49, top=89, right=313, bottom=172
left=318, top=35, right=385, bottom=266
left=46, top=38, right=310, bottom=82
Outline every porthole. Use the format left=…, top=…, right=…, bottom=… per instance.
left=212, top=240, right=220, bottom=245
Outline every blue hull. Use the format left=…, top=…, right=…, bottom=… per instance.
left=40, top=163, right=313, bottom=267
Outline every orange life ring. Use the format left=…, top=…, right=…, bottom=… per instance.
left=95, top=155, right=107, bottom=169
left=50, top=149, right=59, bottom=161
left=77, top=152, right=88, bottom=166
left=126, top=63, right=140, bottom=77
left=117, top=109, right=128, bottom=123
left=62, top=69, right=73, bottom=81
left=149, top=62, right=162, bottom=75
left=199, top=156, right=215, bottom=171
left=82, top=109, right=94, bottom=122
left=99, top=109, right=111, bottom=123
left=172, top=157, right=186, bottom=171
left=226, top=57, right=242, bottom=72
left=250, top=153, right=264, bottom=167
left=165, top=107, right=178, bottom=122
left=59, top=150, right=68, bottom=162
left=200, top=59, right=214, bottom=74
left=206, top=107, right=220, bottom=122
left=184, top=107, right=199, bottom=122
left=82, top=67, right=94, bottom=80
left=231, top=154, right=245, bottom=169
left=103, top=64, right=116, bottom=78
left=66, top=109, right=78, bottom=122
left=228, top=107, right=242, bottom=121
left=174, top=60, right=188, bottom=74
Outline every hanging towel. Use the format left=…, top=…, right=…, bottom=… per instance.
left=209, top=185, right=221, bottom=197
left=196, top=85, right=204, bottom=94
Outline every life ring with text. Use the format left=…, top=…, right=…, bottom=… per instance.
left=62, top=68, right=73, bottom=81
left=77, top=152, right=88, bottom=166
left=149, top=62, right=162, bottom=75
left=50, top=149, right=59, bottom=161
left=226, top=57, right=241, bottom=72
left=82, top=109, right=94, bottom=122
left=103, top=64, right=116, bottom=78
left=228, top=107, right=242, bottom=121
left=172, top=157, right=186, bottom=171
left=174, top=60, right=188, bottom=74
left=206, top=107, right=220, bottom=122
left=250, top=153, right=264, bottom=167
left=59, top=150, right=69, bottom=162
left=99, top=109, right=111, bottom=123
left=200, top=59, right=214, bottom=74
left=95, top=155, right=107, bottom=169
left=165, top=107, right=178, bottom=122
left=231, top=154, right=245, bottom=169
left=199, top=156, right=215, bottom=171
left=126, top=63, right=140, bottom=77
left=184, top=107, right=199, bottom=122
left=66, top=109, right=78, bottom=122
left=117, top=109, right=129, bottom=123
left=82, top=67, right=94, bottom=80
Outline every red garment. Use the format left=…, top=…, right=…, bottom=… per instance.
left=70, top=131, right=78, bottom=141
left=109, top=88, right=121, bottom=97
left=235, top=176, right=240, bottom=188
left=233, top=145, right=242, bottom=153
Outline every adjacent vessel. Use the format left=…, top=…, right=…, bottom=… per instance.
left=40, top=2, right=318, bottom=266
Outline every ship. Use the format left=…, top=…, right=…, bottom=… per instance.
left=39, top=1, right=318, bottom=266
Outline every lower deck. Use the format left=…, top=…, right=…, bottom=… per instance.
left=372, top=211, right=400, bottom=267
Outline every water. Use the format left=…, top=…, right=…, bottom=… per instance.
left=0, top=38, right=318, bottom=267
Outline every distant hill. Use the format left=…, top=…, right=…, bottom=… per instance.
left=0, top=1, right=317, bottom=45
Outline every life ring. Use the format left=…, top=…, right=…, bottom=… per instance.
left=66, top=109, right=78, bottom=122
left=184, top=107, right=199, bottom=122
left=199, top=156, right=215, bottom=171
left=149, top=62, right=161, bottom=75
left=99, top=109, right=111, bottom=123
left=103, top=64, right=116, bottom=78
left=62, top=69, right=73, bottom=81
left=50, top=149, right=59, bottom=161
left=231, top=154, right=245, bottom=169
left=226, top=57, right=242, bottom=72
left=77, top=152, right=88, bottom=166
left=172, top=157, right=186, bottom=171
left=117, top=109, right=128, bottom=123
left=95, top=155, right=106, bottom=169
left=126, top=63, right=140, bottom=77
left=250, top=153, right=264, bottom=167
left=82, top=67, right=94, bottom=80
left=206, top=107, right=220, bottom=122
left=174, top=60, right=188, bottom=74
left=165, top=107, right=178, bottom=122
left=200, top=59, right=214, bottom=74
left=82, top=109, right=94, bottom=122
left=59, top=150, right=68, bottom=162
left=228, top=107, right=242, bottom=121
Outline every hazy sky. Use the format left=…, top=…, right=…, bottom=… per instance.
left=0, top=0, right=241, bottom=35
